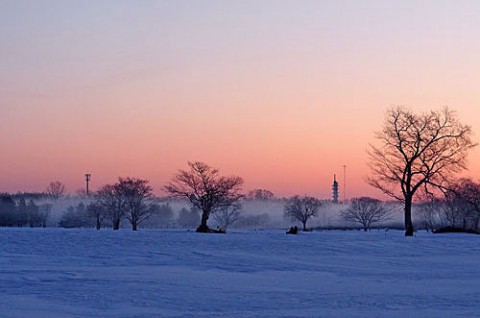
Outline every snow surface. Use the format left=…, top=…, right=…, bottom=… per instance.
left=1, top=228, right=480, bottom=317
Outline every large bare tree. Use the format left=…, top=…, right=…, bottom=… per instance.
left=368, top=107, right=476, bottom=236
left=284, top=196, right=321, bottom=231
left=164, top=161, right=243, bottom=233
left=341, top=197, right=391, bottom=231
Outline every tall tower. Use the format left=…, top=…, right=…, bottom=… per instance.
left=332, top=174, right=339, bottom=203
left=85, top=174, right=91, bottom=196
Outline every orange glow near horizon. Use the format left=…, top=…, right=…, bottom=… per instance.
left=2, top=2, right=480, bottom=199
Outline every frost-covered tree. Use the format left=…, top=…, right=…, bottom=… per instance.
left=165, top=162, right=243, bottom=233
left=368, top=107, right=476, bottom=236
left=284, top=196, right=321, bottom=231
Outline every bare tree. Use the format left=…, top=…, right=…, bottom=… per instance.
left=164, top=161, right=243, bottom=233
left=117, top=177, right=154, bottom=231
left=96, top=183, right=126, bottom=230
left=94, top=177, right=154, bottom=231
left=284, top=196, right=321, bottom=231
left=212, top=203, right=242, bottom=231
left=247, top=189, right=274, bottom=200
left=45, top=181, right=66, bottom=199
left=341, top=197, right=391, bottom=231
left=443, top=179, right=480, bottom=230
left=367, top=107, right=476, bottom=236
left=417, top=200, right=440, bottom=233
left=87, top=201, right=106, bottom=230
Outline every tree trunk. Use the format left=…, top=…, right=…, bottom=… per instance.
left=132, top=221, right=138, bottom=231
left=96, top=217, right=101, bottom=230
left=302, top=221, right=307, bottom=231
left=404, top=196, right=414, bottom=236
left=112, top=218, right=121, bottom=230
left=196, top=210, right=210, bottom=233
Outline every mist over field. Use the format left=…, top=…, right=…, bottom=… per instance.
left=5, top=195, right=406, bottom=231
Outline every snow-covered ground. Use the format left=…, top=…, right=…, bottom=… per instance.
left=1, top=229, right=480, bottom=317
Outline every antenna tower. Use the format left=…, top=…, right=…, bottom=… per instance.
left=85, top=174, right=91, bottom=196
left=332, top=174, right=339, bottom=203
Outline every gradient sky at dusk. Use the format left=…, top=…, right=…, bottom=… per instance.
left=2, top=1, right=480, bottom=198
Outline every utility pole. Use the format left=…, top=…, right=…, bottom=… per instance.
left=85, top=174, right=91, bottom=196
left=342, top=165, right=347, bottom=202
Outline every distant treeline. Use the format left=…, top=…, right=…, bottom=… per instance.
left=0, top=195, right=51, bottom=227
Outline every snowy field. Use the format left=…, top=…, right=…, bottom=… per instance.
left=1, top=229, right=480, bottom=317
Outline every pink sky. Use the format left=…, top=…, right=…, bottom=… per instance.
left=1, top=1, right=480, bottom=199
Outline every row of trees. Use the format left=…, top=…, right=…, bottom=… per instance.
left=4, top=106, right=479, bottom=235
left=103, top=106, right=477, bottom=235
left=56, top=202, right=273, bottom=231
left=0, top=195, right=51, bottom=227
left=91, top=177, right=154, bottom=230
left=419, top=178, right=480, bottom=232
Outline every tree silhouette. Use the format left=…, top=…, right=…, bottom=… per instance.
left=95, top=177, right=154, bottom=231
left=45, top=181, right=66, bottom=199
left=284, top=196, right=321, bottom=231
left=341, top=197, right=390, bottom=231
left=368, top=107, right=476, bottom=236
left=96, top=183, right=126, bottom=230
left=212, top=203, right=242, bottom=231
left=118, top=177, right=154, bottom=231
left=165, top=161, right=243, bottom=233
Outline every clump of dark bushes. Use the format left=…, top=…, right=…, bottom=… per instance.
left=433, top=227, right=480, bottom=235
